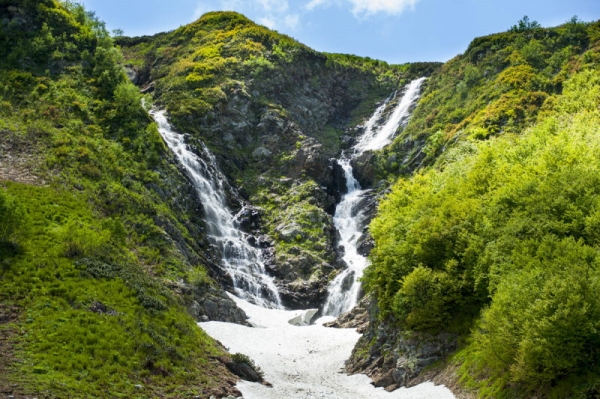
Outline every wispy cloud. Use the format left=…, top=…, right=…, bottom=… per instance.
left=258, top=16, right=277, bottom=29
left=284, top=14, right=300, bottom=29
left=349, top=0, right=420, bottom=16
left=305, top=0, right=420, bottom=17
left=305, top=0, right=333, bottom=11
left=257, top=0, right=289, bottom=14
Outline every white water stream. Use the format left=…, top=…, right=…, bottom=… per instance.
left=151, top=110, right=282, bottom=308
left=323, top=78, right=426, bottom=316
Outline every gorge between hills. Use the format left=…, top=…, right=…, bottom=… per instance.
left=1, top=2, right=599, bottom=398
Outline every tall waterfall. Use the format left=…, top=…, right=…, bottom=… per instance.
left=323, top=77, right=426, bottom=316
left=150, top=110, right=282, bottom=309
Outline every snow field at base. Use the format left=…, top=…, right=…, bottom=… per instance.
left=200, top=294, right=456, bottom=399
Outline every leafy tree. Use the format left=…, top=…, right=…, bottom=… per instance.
left=510, top=16, right=541, bottom=32
left=365, top=68, right=600, bottom=395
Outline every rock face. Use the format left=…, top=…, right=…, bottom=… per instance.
left=344, top=299, right=458, bottom=392
left=167, top=280, right=249, bottom=325
left=118, top=18, right=440, bottom=311
left=324, top=296, right=370, bottom=333
left=351, top=151, right=377, bottom=189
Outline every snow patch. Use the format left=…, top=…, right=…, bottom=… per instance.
left=200, top=294, right=456, bottom=399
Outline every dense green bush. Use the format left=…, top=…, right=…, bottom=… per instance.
left=376, top=18, right=600, bottom=176
left=364, top=67, right=600, bottom=396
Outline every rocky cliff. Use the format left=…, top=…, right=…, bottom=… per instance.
left=117, top=13, right=440, bottom=308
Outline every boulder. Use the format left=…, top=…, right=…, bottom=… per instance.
left=288, top=309, right=318, bottom=326
left=351, top=151, right=376, bottom=188
left=252, top=146, right=272, bottom=159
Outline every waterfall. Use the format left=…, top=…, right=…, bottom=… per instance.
left=150, top=110, right=282, bottom=309
left=323, top=78, right=426, bottom=316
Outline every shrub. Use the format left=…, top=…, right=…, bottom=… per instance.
left=0, top=189, right=27, bottom=243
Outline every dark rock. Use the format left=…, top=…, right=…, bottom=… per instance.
left=330, top=159, right=348, bottom=203
left=124, top=66, right=139, bottom=85
left=345, top=299, right=458, bottom=392
left=351, top=151, right=376, bottom=189
left=167, top=280, right=250, bottom=326
left=278, top=279, right=327, bottom=309
left=88, top=300, right=117, bottom=316
left=236, top=205, right=262, bottom=231
left=224, top=361, right=263, bottom=383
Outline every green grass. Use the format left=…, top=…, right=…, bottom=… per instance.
left=0, top=2, right=229, bottom=397
left=0, top=183, right=221, bottom=398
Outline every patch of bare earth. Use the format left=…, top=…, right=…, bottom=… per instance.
left=0, top=130, right=47, bottom=186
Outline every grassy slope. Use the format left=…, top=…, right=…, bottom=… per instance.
left=0, top=1, right=238, bottom=397
left=363, top=18, right=600, bottom=398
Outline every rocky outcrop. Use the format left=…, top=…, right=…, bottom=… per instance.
left=324, top=296, right=370, bottom=333
left=351, top=151, right=377, bottom=189
left=277, top=278, right=328, bottom=309
left=344, top=299, right=458, bottom=392
left=118, top=20, right=440, bottom=312
left=167, top=280, right=249, bottom=325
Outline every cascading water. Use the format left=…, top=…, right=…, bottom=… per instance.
left=150, top=109, right=282, bottom=309
left=323, top=77, right=426, bottom=316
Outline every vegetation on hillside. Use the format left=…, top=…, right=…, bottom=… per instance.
left=376, top=16, right=600, bottom=176
left=364, top=17, right=600, bottom=398
left=0, top=1, right=236, bottom=397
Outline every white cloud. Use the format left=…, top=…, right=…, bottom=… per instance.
left=349, top=0, right=420, bottom=16
left=258, top=16, right=277, bottom=29
left=220, top=0, right=243, bottom=10
left=305, top=0, right=419, bottom=16
left=257, top=0, right=289, bottom=13
left=284, top=14, right=300, bottom=29
left=305, top=0, right=333, bottom=11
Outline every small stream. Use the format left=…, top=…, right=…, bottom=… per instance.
left=323, top=78, right=426, bottom=316
left=151, top=110, right=282, bottom=309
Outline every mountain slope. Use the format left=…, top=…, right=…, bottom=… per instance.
left=0, top=1, right=243, bottom=397
left=350, top=17, right=600, bottom=399
left=118, top=12, right=440, bottom=307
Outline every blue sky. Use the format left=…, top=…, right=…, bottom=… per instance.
left=78, top=0, right=599, bottom=63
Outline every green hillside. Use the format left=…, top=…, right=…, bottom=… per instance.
left=0, top=1, right=239, bottom=397
left=361, top=18, right=600, bottom=398
left=2, top=1, right=600, bottom=397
